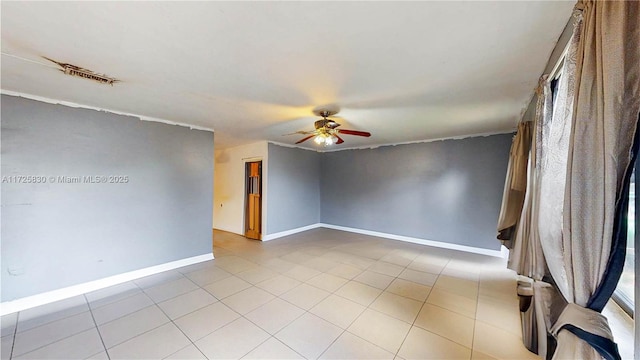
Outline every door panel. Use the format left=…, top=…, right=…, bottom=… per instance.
left=245, top=161, right=262, bottom=240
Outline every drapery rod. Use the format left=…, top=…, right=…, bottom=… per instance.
left=548, top=4, right=585, bottom=83
left=548, top=45, right=568, bottom=82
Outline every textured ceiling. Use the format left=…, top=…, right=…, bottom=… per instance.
left=1, top=1, right=574, bottom=150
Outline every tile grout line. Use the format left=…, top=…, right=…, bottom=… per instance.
left=317, top=256, right=414, bottom=359
left=9, top=311, right=20, bottom=360
left=316, top=326, right=348, bottom=358
left=299, top=254, right=375, bottom=359
left=170, top=257, right=302, bottom=358
left=97, top=278, right=184, bottom=353
left=151, top=275, right=213, bottom=359
left=86, top=269, right=160, bottom=327
left=470, top=270, right=483, bottom=359
left=8, top=309, right=97, bottom=358
left=241, top=317, right=306, bottom=360
left=86, top=291, right=153, bottom=328
left=395, top=258, right=460, bottom=357
left=238, top=244, right=453, bottom=358
left=395, top=299, right=428, bottom=359
left=300, top=246, right=470, bottom=356
left=392, top=256, right=451, bottom=359
left=153, top=301, right=208, bottom=359
left=88, top=282, right=144, bottom=312
left=316, top=275, right=397, bottom=359
left=194, top=256, right=307, bottom=359
left=97, top=312, right=181, bottom=355
left=220, top=231, right=516, bottom=358
left=97, top=272, right=216, bottom=357
left=237, top=245, right=396, bottom=359
left=84, top=294, right=112, bottom=360
left=424, top=260, right=486, bottom=352
left=236, top=335, right=279, bottom=360
left=8, top=302, right=89, bottom=335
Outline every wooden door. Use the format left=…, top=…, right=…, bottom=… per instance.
left=244, top=161, right=262, bottom=240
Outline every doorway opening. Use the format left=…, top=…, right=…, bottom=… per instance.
left=244, top=161, right=262, bottom=240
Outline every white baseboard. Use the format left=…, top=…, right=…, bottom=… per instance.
left=319, top=223, right=507, bottom=258
left=0, top=253, right=214, bottom=316
left=262, top=223, right=322, bottom=241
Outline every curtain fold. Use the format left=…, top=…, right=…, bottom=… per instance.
left=497, top=121, right=532, bottom=244
left=509, top=78, right=549, bottom=280
left=504, top=1, right=640, bottom=359
left=537, top=5, right=581, bottom=313
left=535, top=1, right=640, bottom=359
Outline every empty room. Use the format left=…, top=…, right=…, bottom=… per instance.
left=1, top=1, right=639, bottom=360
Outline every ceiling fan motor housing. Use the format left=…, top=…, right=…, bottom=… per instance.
left=314, top=119, right=339, bottom=129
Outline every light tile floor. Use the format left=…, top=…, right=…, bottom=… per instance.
left=0, top=228, right=630, bottom=359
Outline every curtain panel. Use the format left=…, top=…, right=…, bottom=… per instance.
left=537, top=1, right=640, bottom=359
left=509, top=78, right=549, bottom=280
left=497, top=121, right=533, bottom=244
left=545, top=1, right=640, bottom=359
left=498, top=1, right=640, bottom=359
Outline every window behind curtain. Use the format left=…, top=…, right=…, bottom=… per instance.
left=613, top=168, right=635, bottom=317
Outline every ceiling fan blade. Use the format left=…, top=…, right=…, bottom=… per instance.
left=337, top=129, right=371, bottom=137
left=335, top=134, right=345, bottom=144
left=295, top=135, right=316, bottom=144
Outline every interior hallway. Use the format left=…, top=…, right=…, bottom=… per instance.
left=2, top=229, right=542, bottom=359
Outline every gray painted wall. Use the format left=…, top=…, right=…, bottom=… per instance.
left=1, top=95, right=214, bottom=301
left=320, top=134, right=512, bottom=250
left=266, top=143, right=321, bottom=234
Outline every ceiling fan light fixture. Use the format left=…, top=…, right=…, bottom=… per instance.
left=325, top=135, right=334, bottom=145
left=313, top=133, right=339, bottom=146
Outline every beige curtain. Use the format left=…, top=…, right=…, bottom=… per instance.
left=497, top=121, right=532, bottom=243
left=509, top=78, right=549, bottom=280
left=536, top=1, right=640, bottom=359
left=513, top=77, right=556, bottom=356
left=536, top=5, right=579, bottom=296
